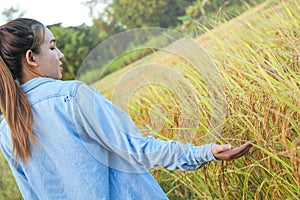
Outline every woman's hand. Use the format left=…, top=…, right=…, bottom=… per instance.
left=211, top=141, right=253, bottom=161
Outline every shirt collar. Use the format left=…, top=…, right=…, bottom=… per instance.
left=21, top=77, right=55, bottom=93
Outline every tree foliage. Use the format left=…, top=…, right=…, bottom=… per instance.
left=112, top=0, right=196, bottom=29
left=91, top=5, right=124, bottom=40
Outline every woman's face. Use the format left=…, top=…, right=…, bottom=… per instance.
left=33, top=27, right=64, bottom=80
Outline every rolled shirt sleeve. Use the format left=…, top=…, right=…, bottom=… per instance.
left=73, top=82, right=216, bottom=173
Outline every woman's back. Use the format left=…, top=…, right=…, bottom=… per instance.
left=0, top=77, right=168, bottom=200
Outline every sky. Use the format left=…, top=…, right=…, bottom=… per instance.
left=0, top=0, right=105, bottom=27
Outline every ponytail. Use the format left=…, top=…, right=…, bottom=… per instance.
left=0, top=18, right=44, bottom=162
left=0, top=56, right=35, bottom=162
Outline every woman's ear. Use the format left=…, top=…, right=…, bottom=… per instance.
left=25, top=50, right=38, bottom=67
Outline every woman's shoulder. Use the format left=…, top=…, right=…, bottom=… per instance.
left=45, top=79, right=89, bottom=100
left=22, top=78, right=87, bottom=104
left=54, top=79, right=83, bottom=93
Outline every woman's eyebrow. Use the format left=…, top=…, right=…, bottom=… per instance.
left=50, top=39, right=56, bottom=44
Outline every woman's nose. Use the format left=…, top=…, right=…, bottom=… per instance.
left=58, top=48, right=64, bottom=60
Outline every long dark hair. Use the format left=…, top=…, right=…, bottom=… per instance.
left=0, top=18, right=45, bottom=162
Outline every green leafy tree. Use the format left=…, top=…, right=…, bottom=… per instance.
left=83, top=0, right=112, bottom=18
left=91, top=5, right=124, bottom=40
left=112, top=0, right=196, bottom=29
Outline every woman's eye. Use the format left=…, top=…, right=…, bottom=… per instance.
left=50, top=47, right=56, bottom=50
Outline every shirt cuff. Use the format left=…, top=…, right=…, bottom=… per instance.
left=194, top=143, right=218, bottom=165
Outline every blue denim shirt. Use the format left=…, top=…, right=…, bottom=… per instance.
left=0, top=77, right=216, bottom=200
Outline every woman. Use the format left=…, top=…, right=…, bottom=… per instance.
left=0, top=18, right=252, bottom=200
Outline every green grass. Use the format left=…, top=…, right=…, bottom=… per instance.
left=0, top=152, right=22, bottom=200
